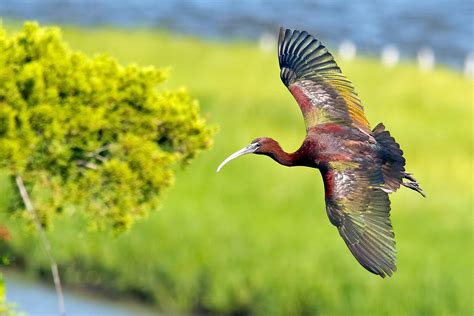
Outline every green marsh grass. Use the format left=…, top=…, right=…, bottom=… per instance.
left=0, top=26, right=472, bottom=315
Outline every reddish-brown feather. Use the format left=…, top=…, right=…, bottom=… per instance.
left=322, top=169, right=335, bottom=198
left=289, top=84, right=314, bottom=118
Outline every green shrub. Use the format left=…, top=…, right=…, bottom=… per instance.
left=0, top=22, right=214, bottom=230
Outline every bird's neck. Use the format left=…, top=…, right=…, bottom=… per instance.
left=261, top=142, right=299, bottom=167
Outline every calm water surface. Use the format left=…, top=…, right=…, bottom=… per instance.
left=3, top=270, right=158, bottom=316
left=1, top=0, right=472, bottom=68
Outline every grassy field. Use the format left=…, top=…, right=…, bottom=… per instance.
left=0, top=26, right=473, bottom=315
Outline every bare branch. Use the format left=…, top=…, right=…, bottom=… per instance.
left=15, top=175, right=67, bottom=316
left=76, top=160, right=99, bottom=170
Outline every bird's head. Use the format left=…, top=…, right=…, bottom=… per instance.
left=216, top=137, right=279, bottom=172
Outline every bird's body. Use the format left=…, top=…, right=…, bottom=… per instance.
left=217, top=28, right=424, bottom=278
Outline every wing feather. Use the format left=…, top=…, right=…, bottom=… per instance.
left=324, top=162, right=397, bottom=277
left=278, top=27, right=370, bottom=132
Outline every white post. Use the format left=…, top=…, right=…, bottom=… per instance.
left=381, top=44, right=399, bottom=68
left=417, top=47, right=435, bottom=71
left=338, top=40, right=357, bottom=61
left=259, top=32, right=277, bottom=52
left=464, top=53, right=474, bottom=79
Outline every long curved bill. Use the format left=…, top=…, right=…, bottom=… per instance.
left=216, top=143, right=259, bottom=173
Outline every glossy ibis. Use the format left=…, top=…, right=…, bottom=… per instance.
left=217, top=28, right=425, bottom=278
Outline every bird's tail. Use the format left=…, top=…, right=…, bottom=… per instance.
left=372, top=123, right=425, bottom=197
left=401, top=172, right=426, bottom=197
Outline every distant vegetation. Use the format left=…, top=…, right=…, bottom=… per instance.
left=0, top=24, right=472, bottom=315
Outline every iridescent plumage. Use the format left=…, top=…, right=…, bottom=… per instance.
left=217, top=28, right=424, bottom=277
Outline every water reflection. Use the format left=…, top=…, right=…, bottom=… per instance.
left=0, top=0, right=472, bottom=67
left=2, top=270, right=157, bottom=316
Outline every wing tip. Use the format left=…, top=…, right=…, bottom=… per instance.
left=353, top=245, right=397, bottom=278
left=277, top=26, right=340, bottom=86
left=357, top=252, right=397, bottom=278
left=370, top=262, right=397, bottom=278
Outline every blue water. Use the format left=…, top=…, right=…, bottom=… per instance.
left=3, top=270, right=158, bottom=316
left=0, top=0, right=472, bottom=68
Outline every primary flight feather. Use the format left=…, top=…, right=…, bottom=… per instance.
left=217, top=27, right=424, bottom=278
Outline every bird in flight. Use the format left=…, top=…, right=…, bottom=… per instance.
left=217, top=28, right=425, bottom=278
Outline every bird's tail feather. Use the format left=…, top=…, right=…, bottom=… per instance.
left=372, top=123, right=406, bottom=193
left=402, top=172, right=426, bottom=197
left=372, top=123, right=425, bottom=197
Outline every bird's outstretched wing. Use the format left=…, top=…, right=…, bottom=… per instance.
left=323, top=161, right=397, bottom=277
left=278, top=28, right=370, bottom=133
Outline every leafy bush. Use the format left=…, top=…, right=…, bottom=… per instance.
left=0, top=22, right=214, bottom=230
